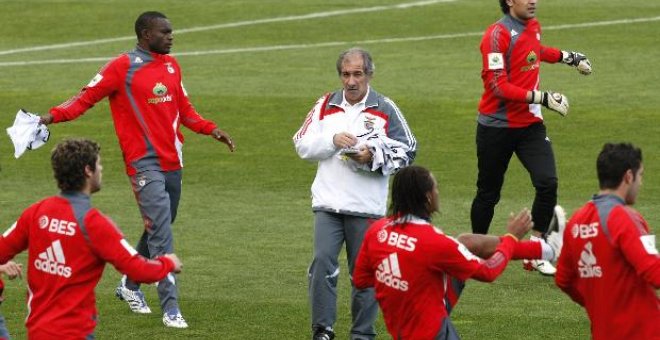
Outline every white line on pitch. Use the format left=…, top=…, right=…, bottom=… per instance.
left=0, top=15, right=658, bottom=68
left=0, top=0, right=455, bottom=57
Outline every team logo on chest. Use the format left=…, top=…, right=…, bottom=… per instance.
left=521, top=51, right=539, bottom=72
left=357, top=115, right=377, bottom=138
left=153, top=82, right=168, bottom=96
left=148, top=83, right=173, bottom=104
left=364, top=116, right=376, bottom=131
left=526, top=51, right=537, bottom=64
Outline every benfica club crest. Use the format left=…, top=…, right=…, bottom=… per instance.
left=363, top=116, right=376, bottom=130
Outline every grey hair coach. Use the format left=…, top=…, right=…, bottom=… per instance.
left=336, top=47, right=375, bottom=76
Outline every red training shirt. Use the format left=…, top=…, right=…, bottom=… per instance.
left=354, top=216, right=517, bottom=340
left=0, top=192, right=175, bottom=339
left=555, top=195, right=660, bottom=340
left=50, top=46, right=217, bottom=176
left=478, top=15, right=561, bottom=128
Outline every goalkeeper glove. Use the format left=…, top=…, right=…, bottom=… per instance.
left=561, top=51, right=592, bottom=75
left=531, top=91, right=569, bottom=116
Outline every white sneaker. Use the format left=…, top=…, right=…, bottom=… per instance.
left=545, top=231, right=563, bottom=262
left=523, top=259, right=557, bottom=276
left=115, top=277, right=151, bottom=314
left=545, top=205, right=567, bottom=262
left=548, top=205, right=567, bottom=235
left=163, top=309, right=188, bottom=328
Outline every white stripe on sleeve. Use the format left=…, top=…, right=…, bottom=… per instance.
left=120, top=239, right=138, bottom=256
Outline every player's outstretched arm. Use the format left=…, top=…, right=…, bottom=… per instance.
left=436, top=210, right=533, bottom=283
left=456, top=234, right=501, bottom=259
left=560, top=51, right=592, bottom=75
left=86, top=211, right=178, bottom=283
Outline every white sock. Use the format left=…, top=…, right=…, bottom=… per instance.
left=530, top=235, right=554, bottom=260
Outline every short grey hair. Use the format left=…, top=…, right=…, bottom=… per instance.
left=336, top=47, right=375, bottom=76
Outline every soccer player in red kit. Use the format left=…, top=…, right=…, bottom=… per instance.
left=555, top=143, right=660, bottom=340
left=0, top=139, right=183, bottom=340
left=38, top=11, right=234, bottom=327
left=471, top=0, right=592, bottom=275
left=354, top=166, right=562, bottom=340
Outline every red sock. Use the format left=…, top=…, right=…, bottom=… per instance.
left=500, top=237, right=542, bottom=259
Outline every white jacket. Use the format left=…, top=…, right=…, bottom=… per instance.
left=293, top=88, right=416, bottom=217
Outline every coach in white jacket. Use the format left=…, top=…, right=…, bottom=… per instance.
left=293, top=47, right=417, bottom=340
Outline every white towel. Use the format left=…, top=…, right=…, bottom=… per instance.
left=345, top=134, right=411, bottom=176
left=6, top=109, right=50, bottom=159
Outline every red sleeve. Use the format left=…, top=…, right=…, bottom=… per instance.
left=540, top=45, right=562, bottom=63
left=84, top=210, right=173, bottom=283
left=0, top=207, right=32, bottom=264
left=49, top=55, right=125, bottom=123
left=428, top=234, right=514, bottom=282
left=480, top=24, right=529, bottom=103
left=174, top=61, right=217, bottom=135
left=612, top=207, right=660, bottom=288
left=468, top=237, right=516, bottom=282
left=353, top=227, right=376, bottom=289
left=555, top=217, right=585, bottom=305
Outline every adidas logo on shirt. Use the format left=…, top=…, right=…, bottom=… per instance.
left=34, top=240, right=72, bottom=278
left=376, top=253, right=409, bottom=291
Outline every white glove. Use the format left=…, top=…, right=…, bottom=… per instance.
left=532, top=91, right=569, bottom=116
left=561, top=50, right=592, bottom=75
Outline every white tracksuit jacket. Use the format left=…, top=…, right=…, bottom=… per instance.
left=293, top=88, right=417, bottom=217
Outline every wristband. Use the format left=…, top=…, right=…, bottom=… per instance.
left=558, top=51, right=566, bottom=63
left=530, top=90, right=543, bottom=104
left=503, top=233, right=519, bottom=242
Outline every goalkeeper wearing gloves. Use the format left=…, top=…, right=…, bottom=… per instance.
left=470, top=0, right=591, bottom=276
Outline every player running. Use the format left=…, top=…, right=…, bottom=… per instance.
left=471, top=0, right=591, bottom=275
left=0, top=139, right=182, bottom=339
left=555, top=143, right=659, bottom=339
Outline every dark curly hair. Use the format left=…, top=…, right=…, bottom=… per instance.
left=388, top=166, right=435, bottom=221
left=51, top=139, right=100, bottom=192
left=499, top=0, right=509, bottom=14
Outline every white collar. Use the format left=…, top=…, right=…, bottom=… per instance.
left=341, top=87, right=370, bottom=108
